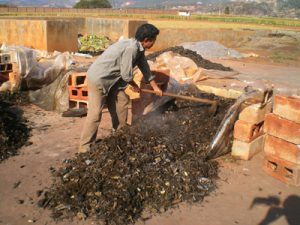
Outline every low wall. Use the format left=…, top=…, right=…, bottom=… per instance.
left=0, top=19, right=78, bottom=52
left=46, top=20, right=78, bottom=52
left=0, top=19, right=47, bottom=50
left=152, top=27, right=257, bottom=51
left=85, top=18, right=147, bottom=41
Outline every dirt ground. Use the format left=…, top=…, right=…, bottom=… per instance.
left=1, top=59, right=300, bottom=225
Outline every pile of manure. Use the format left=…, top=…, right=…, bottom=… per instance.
left=0, top=92, right=30, bottom=162
left=40, top=87, right=234, bottom=225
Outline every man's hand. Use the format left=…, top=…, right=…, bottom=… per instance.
left=129, top=81, right=140, bottom=93
left=153, top=86, right=163, bottom=96
left=149, top=80, right=163, bottom=96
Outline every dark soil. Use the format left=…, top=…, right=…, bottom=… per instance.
left=40, top=87, right=234, bottom=225
left=0, top=92, right=31, bottom=162
left=147, top=46, right=232, bottom=71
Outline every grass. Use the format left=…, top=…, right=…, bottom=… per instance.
left=194, top=15, right=300, bottom=27
left=270, top=51, right=299, bottom=63
left=1, top=11, right=300, bottom=29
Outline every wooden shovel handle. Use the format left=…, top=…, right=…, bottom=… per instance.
left=140, top=89, right=216, bottom=105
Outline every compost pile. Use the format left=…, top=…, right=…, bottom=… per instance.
left=147, top=46, right=232, bottom=71
left=40, top=87, right=234, bottom=225
left=0, top=92, right=30, bottom=162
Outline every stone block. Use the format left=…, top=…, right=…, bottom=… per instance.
left=264, top=113, right=300, bottom=144
left=273, top=95, right=300, bottom=124
left=264, top=135, right=300, bottom=164
left=239, top=101, right=272, bottom=124
left=233, top=120, right=264, bottom=143
left=231, top=135, right=265, bottom=160
left=263, top=154, right=300, bottom=186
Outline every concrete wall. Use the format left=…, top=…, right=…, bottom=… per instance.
left=85, top=18, right=147, bottom=41
left=0, top=18, right=146, bottom=52
left=152, top=28, right=256, bottom=51
left=0, top=19, right=78, bottom=52
left=46, top=20, right=78, bottom=52
left=0, top=19, right=47, bottom=50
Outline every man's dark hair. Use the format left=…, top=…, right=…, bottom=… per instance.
left=135, top=23, right=160, bottom=41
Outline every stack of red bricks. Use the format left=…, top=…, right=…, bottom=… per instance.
left=68, top=72, right=88, bottom=109
left=231, top=101, right=272, bottom=160
left=263, top=95, right=300, bottom=186
left=0, top=53, right=13, bottom=84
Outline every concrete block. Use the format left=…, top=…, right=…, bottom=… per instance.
left=264, top=135, right=300, bottom=164
left=264, top=113, right=300, bottom=144
left=196, top=84, right=243, bottom=99
left=68, top=72, right=87, bottom=87
left=0, top=53, right=11, bottom=64
left=239, top=102, right=272, bottom=124
left=231, top=135, right=265, bottom=160
left=233, top=120, right=264, bottom=143
left=263, top=154, right=300, bottom=186
left=273, top=95, right=300, bottom=124
left=0, top=64, right=13, bottom=73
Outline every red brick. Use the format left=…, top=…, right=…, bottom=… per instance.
left=264, top=135, right=300, bottom=164
left=234, top=120, right=264, bottom=143
left=273, top=95, right=300, bottom=124
left=68, top=86, right=88, bottom=101
left=69, top=100, right=88, bottom=109
left=231, top=135, right=265, bottom=160
left=239, top=102, right=272, bottom=124
left=263, top=154, right=300, bottom=186
left=68, top=72, right=87, bottom=87
left=264, top=113, right=300, bottom=144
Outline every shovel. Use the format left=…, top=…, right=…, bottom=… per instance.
left=140, top=89, right=218, bottom=115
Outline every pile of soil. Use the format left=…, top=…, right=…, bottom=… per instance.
left=0, top=92, right=30, bottom=162
left=40, top=87, right=234, bottom=225
left=147, top=46, right=232, bottom=71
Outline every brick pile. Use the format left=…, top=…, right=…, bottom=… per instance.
left=231, top=101, right=272, bottom=160
left=0, top=52, right=19, bottom=91
left=263, top=95, right=300, bottom=186
left=68, top=72, right=88, bottom=109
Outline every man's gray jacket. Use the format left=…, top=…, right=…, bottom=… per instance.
left=87, top=38, right=155, bottom=95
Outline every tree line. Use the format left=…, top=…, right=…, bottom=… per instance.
left=74, top=0, right=111, bottom=8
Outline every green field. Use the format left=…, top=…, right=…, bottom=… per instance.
left=1, top=11, right=300, bottom=29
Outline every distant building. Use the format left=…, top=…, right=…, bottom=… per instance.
left=178, top=10, right=191, bottom=16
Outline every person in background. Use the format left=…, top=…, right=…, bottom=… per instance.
left=79, top=23, right=162, bottom=153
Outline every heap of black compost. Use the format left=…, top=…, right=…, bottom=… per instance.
left=40, top=87, right=234, bottom=225
left=147, top=46, right=232, bottom=71
left=0, top=92, right=30, bottom=162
